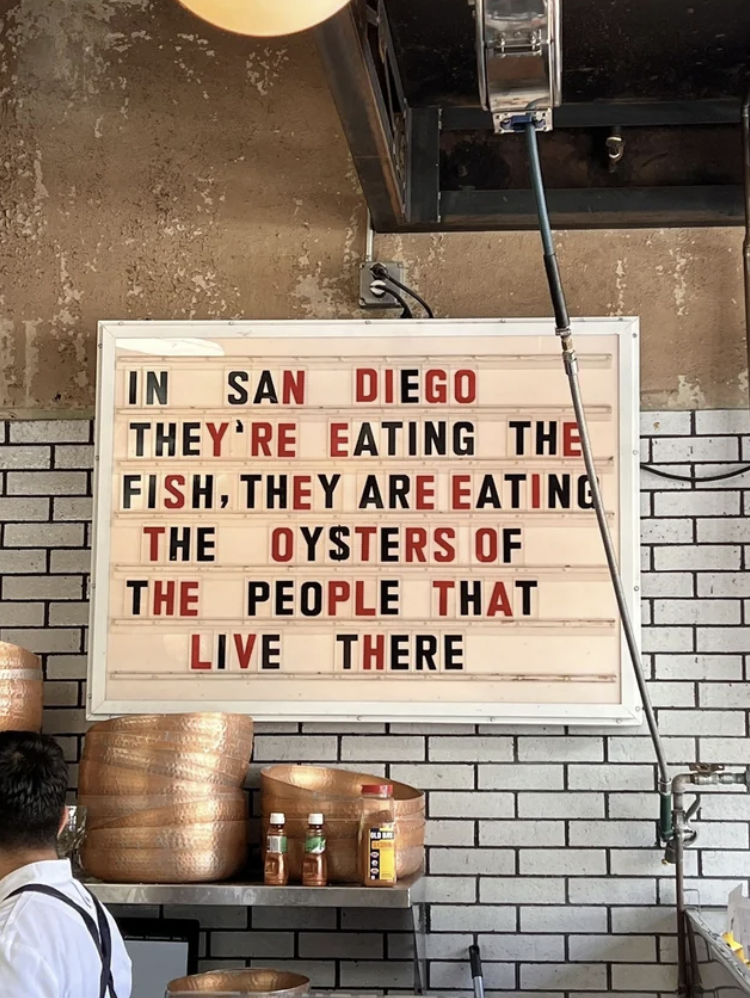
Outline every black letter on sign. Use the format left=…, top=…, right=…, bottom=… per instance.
left=260, top=635, right=281, bottom=670
left=444, top=634, right=464, bottom=670
left=336, top=634, right=358, bottom=670
left=254, top=371, right=278, bottom=405
left=227, top=371, right=249, bottom=405
left=126, top=580, right=149, bottom=615
left=146, top=371, right=168, bottom=406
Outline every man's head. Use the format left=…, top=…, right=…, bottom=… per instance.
left=0, top=731, right=68, bottom=853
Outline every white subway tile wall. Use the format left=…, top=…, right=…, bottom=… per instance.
left=1, top=412, right=749, bottom=998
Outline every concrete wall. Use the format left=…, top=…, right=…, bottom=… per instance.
left=0, top=0, right=748, bottom=414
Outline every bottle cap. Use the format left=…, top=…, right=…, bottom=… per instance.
left=269, top=813, right=285, bottom=825
left=362, top=784, right=393, bottom=797
left=308, top=813, right=324, bottom=825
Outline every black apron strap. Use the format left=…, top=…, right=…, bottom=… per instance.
left=5, top=884, right=117, bottom=998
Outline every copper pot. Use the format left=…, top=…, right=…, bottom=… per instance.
left=260, top=765, right=425, bottom=883
left=82, top=793, right=248, bottom=830
left=0, top=642, right=42, bottom=733
left=167, top=969, right=309, bottom=996
left=80, top=823, right=247, bottom=883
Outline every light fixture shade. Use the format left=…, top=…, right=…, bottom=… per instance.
left=176, top=0, right=352, bottom=36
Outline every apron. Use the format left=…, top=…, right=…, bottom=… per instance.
left=5, top=884, right=118, bottom=998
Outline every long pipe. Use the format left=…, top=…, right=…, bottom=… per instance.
left=742, top=92, right=750, bottom=405
left=524, top=124, right=672, bottom=825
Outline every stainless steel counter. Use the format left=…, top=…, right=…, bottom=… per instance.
left=687, top=907, right=750, bottom=996
left=85, top=873, right=424, bottom=909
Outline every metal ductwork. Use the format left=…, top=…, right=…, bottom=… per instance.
left=474, top=0, right=562, bottom=133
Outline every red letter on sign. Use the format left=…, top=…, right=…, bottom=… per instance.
left=330, top=423, right=348, bottom=457
left=356, top=369, right=377, bottom=402
left=143, top=526, right=165, bottom=561
left=563, top=421, right=582, bottom=457
left=179, top=582, right=199, bottom=617
left=190, top=634, right=211, bottom=670
left=234, top=634, right=257, bottom=669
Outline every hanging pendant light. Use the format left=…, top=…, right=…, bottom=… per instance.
left=176, top=0, right=352, bottom=37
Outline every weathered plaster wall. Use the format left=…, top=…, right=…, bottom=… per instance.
left=0, top=0, right=747, bottom=412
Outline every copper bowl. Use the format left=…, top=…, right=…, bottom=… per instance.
left=84, top=819, right=248, bottom=851
left=79, top=760, right=218, bottom=797
left=260, top=765, right=425, bottom=883
left=80, top=744, right=247, bottom=786
left=0, top=642, right=42, bottom=733
left=81, top=793, right=248, bottom=830
left=95, top=713, right=253, bottom=743
left=83, top=730, right=253, bottom=763
left=167, top=969, right=309, bottom=996
left=80, top=822, right=247, bottom=883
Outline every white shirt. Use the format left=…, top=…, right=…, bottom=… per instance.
left=0, top=859, right=132, bottom=998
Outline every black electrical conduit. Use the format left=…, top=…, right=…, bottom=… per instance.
left=524, top=123, right=673, bottom=840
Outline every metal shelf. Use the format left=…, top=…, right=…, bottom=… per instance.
left=85, top=873, right=425, bottom=909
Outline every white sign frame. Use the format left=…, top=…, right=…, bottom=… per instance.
left=89, top=317, right=641, bottom=725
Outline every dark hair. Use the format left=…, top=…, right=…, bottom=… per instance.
left=0, top=731, right=68, bottom=851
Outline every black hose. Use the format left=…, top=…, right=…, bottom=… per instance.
left=371, top=264, right=435, bottom=319
left=524, top=123, right=672, bottom=825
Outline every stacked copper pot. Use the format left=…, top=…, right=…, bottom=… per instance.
left=261, top=765, right=425, bottom=883
left=0, top=641, right=42, bottom=733
left=79, top=713, right=253, bottom=883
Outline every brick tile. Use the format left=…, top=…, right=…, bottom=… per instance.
left=430, top=848, right=514, bottom=875
left=54, top=497, right=93, bottom=521
left=429, top=735, right=512, bottom=762
left=341, top=736, right=425, bottom=762
left=54, top=445, right=94, bottom=469
left=479, top=764, right=564, bottom=790
left=480, top=877, right=565, bottom=904
left=0, top=446, right=50, bottom=470
left=480, top=820, right=564, bottom=848
left=6, top=472, right=88, bottom=495
left=4, top=576, right=83, bottom=600
left=518, top=793, right=604, bottom=819
left=4, top=523, right=85, bottom=547
left=10, top=421, right=90, bottom=443
left=429, top=791, right=514, bottom=819
left=391, top=763, right=473, bottom=790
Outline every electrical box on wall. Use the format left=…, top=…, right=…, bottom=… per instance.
left=88, top=318, right=640, bottom=725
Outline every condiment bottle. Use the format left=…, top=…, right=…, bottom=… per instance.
left=360, top=784, right=397, bottom=887
left=263, top=812, right=289, bottom=886
left=301, top=813, right=327, bottom=887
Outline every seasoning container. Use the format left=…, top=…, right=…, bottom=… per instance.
left=360, top=784, right=397, bottom=887
left=264, top=812, right=289, bottom=886
left=301, top=813, right=327, bottom=887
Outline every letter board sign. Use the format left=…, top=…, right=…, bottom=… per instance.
left=88, top=318, right=640, bottom=724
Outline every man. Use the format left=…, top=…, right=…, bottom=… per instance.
left=0, top=731, right=132, bottom=998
